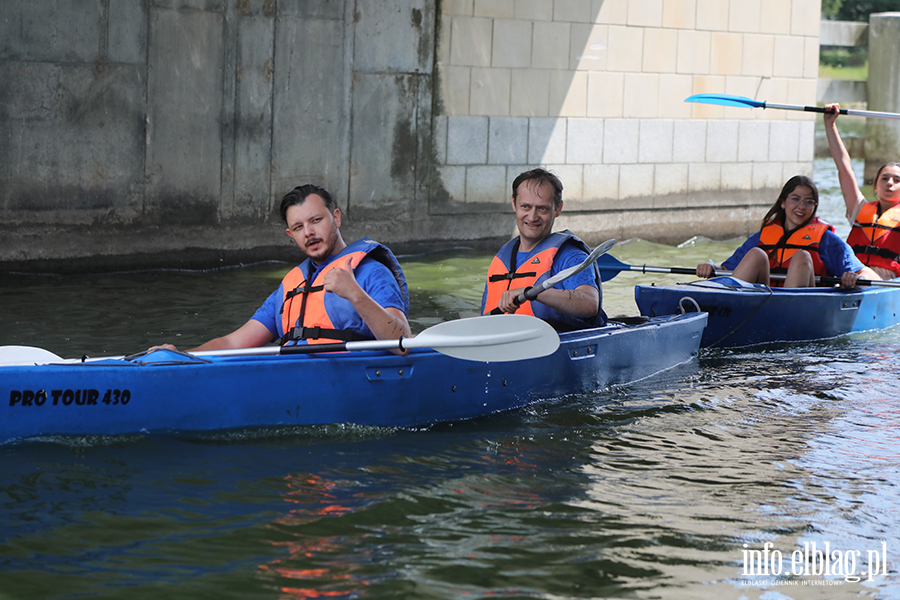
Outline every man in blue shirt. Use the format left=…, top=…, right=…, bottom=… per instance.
left=481, top=168, right=606, bottom=331
left=154, top=184, right=410, bottom=352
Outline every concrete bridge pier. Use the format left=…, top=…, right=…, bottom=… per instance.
left=865, top=12, right=900, bottom=182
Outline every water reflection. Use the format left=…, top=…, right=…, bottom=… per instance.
left=572, top=335, right=900, bottom=595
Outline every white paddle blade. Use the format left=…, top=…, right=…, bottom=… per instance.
left=0, top=345, right=65, bottom=366
left=405, top=314, right=559, bottom=362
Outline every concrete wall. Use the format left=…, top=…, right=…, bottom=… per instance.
left=0, top=0, right=448, bottom=271
left=434, top=0, right=822, bottom=246
left=0, top=0, right=822, bottom=272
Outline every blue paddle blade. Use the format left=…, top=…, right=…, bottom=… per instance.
left=596, top=254, right=630, bottom=282
left=684, top=93, right=765, bottom=109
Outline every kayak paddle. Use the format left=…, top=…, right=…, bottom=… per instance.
left=597, top=254, right=711, bottom=281
left=0, top=345, right=66, bottom=367
left=274, top=313, right=560, bottom=362
left=685, top=93, right=900, bottom=121
left=489, top=238, right=616, bottom=314
left=0, top=314, right=560, bottom=366
left=518, top=238, right=616, bottom=304
left=597, top=254, right=900, bottom=288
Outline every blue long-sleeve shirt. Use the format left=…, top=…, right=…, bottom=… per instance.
left=721, top=229, right=864, bottom=276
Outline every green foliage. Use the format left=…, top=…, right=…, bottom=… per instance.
left=819, top=44, right=868, bottom=81
left=823, top=0, right=900, bottom=21
left=820, top=46, right=868, bottom=67
left=821, top=0, right=844, bottom=19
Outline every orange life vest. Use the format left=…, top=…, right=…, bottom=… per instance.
left=845, top=201, right=900, bottom=276
left=482, top=230, right=606, bottom=329
left=279, top=239, right=408, bottom=345
left=758, top=221, right=831, bottom=285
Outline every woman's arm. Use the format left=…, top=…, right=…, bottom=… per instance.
left=697, top=235, right=757, bottom=278
left=821, top=229, right=881, bottom=287
left=720, top=233, right=761, bottom=272
left=824, top=103, right=867, bottom=221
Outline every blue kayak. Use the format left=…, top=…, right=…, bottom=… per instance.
left=0, top=313, right=706, bottom=444
left=635, top=276, right=900, bottom=348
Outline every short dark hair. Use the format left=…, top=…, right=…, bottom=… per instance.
left=511, top=168, right=563, bottom=207
left=279, top=184, right=336, bottom=224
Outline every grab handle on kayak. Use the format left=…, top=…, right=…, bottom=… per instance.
left=678, top=297, right=701, bottom=315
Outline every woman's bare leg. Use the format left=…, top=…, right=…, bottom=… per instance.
left=783, top=250, right=815, bottom=288
left=731, top=247, right=771, bottom=285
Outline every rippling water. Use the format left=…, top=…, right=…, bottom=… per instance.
left=2, top=159, right=899, bottom=598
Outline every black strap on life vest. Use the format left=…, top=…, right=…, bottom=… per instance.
left=281, top=284, right=323, bottom=307
left=852, top=243, right=900, bottom=261
left=858, top=219, right=900, bottom=236
left=488, top=238, right=536, bottom=284
left=278, top=262, right=372, bottom=346
left=280, top=326, right=371, bottom=345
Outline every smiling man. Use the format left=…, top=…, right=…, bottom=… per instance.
left=155, top=184, right=410, bottom=352
left=481, top=168, right=607, bottom=331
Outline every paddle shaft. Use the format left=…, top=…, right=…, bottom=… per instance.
left=5, top=337, right=415, bottom=365
left=614, top=264, right=703, bottom=276
left=767, top=102, right=900, bottom=121
left=614, top=263, right=786, bottom=281
left=601, top=260, right=900, bottom=288
left=816, top=275, right=900, bottom=288
left=183, top=340, right=406, bottom=358
left=518, top=239, right=615, bottom=302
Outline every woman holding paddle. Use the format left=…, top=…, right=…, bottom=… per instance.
left=824, top=103, right=900, bottom=280
left=695, top=175, right=877, bottom=288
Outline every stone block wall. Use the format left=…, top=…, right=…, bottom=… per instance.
left=432, top=0, right=822, bottom=242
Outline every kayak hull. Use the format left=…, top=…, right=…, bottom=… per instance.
left=0, top=313, right=707, bottom=444
left=635, top=277, right=900, bottom=348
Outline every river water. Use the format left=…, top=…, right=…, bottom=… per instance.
left=2, top=159, right=899, bottom=599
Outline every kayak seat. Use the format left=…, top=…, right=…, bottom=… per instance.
left=608, top=316, right=651, bottom=326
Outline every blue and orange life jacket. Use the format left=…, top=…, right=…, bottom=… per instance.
left=279, top=238, right=409, bottom=345
left=482, top=230, right=606, bottom=330
left=758, top=220, right=832, bottom=285
left=845, top=201, right=900, bottom=276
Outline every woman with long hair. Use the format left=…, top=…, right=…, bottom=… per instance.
left=696, top=175, right=877, bottom=288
